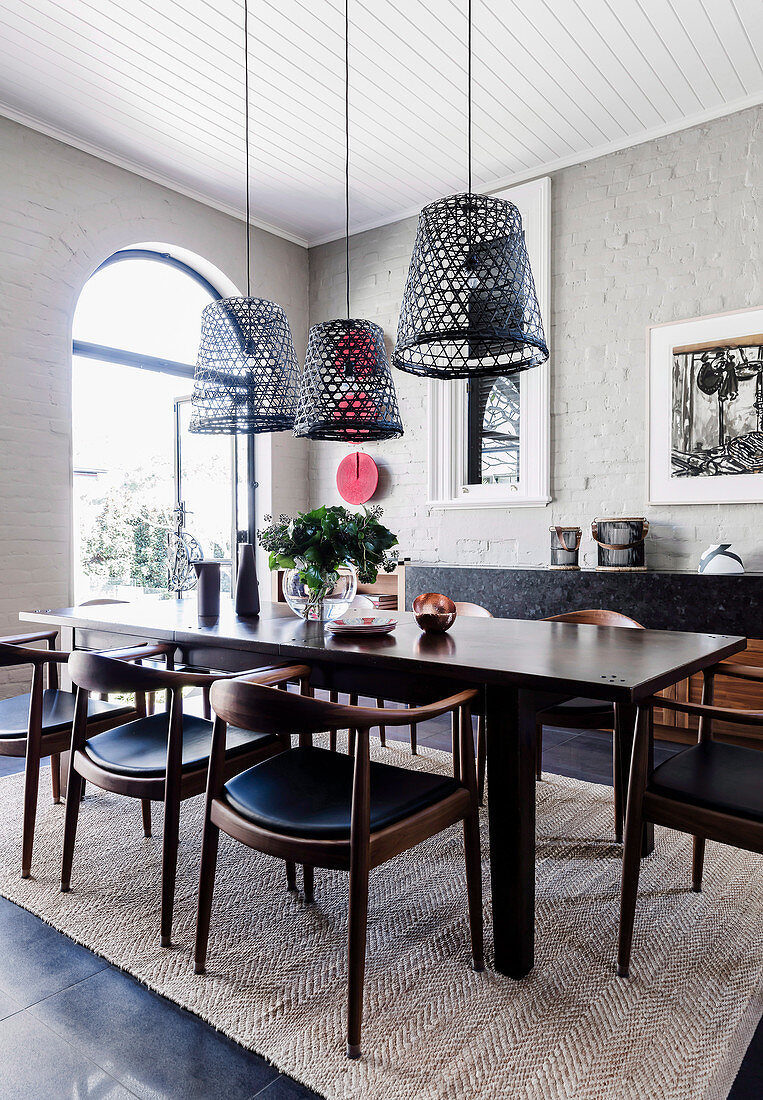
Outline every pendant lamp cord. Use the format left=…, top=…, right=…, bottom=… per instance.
left=244, top=0, right=251, bottom=299
left=467, top=0, right=472, bottom=196
left=345, top=0, right=350, bottom=320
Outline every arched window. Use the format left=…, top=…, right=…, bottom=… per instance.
left=72, top=249, right=241, bottom=600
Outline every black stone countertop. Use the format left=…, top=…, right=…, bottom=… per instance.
left=405, top=563, right=763, bottom=637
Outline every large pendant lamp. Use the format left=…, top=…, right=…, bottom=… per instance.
left=294, top=0, right=403, bottom=442
left=392, top=0, right=549, bottom=380
left=190, top=0, right=300, bottom=434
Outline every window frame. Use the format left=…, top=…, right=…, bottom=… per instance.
left=426, top=177, right=551, bottom=509
left=71, top=247, right=258, bottom=546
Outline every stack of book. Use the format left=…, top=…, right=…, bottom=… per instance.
left=365, top=593, right=397, bottom=611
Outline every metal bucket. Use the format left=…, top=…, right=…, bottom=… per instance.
left=549, top=526, right=582, bottom=570
left=591, top=518, right=649, bottom=571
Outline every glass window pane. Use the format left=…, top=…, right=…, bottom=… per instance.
left=73, top=355, right=183, bottom=599
left=467, top=375, right=520, bottom=485
left=73, top=257, right=214, bottom=364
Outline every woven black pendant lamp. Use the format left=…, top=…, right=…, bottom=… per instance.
left=294, top=0, right=403, bottom=442
left=190, top=0, right=300, bottom=434
left=392, top=0, right=548, bottom=380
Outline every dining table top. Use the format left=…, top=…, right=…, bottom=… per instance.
left=20, top=597, right=746, bottom=704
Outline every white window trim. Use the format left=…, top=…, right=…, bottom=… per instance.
left=426, top=177, right=551, bottom=509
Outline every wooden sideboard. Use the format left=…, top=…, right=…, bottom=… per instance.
left=405, top=563, right=763, bottom=746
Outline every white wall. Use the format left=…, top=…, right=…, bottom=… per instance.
left=0, top=115, right=309, bottom=686
left=307, top=105, right=762, bottom=571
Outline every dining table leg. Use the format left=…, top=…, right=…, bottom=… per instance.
left=615, top=701, right=654, bottom=856
left=485, top=683, right=538, bottom=978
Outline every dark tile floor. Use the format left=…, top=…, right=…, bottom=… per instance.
left=0, top=714, right=759, bottom=1098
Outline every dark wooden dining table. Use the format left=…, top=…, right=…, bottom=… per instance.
left=20, top=598, right=745, bottom=978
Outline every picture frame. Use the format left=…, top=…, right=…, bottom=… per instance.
left=647, top=305, right=763, bottom=506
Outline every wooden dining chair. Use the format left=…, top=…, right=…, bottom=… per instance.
left=617, top=661, right=763, bottom=978
left=538, top=609, right=644, bottom=840
left=62, top=652, right=309, bottom=947
left=194, top=681, right=483, bottom=1059
left=0, top=631, right=167, bottom=878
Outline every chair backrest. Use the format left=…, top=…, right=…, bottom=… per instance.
left=211, top=678, right=373, bottom=737
left=544, top=608, right=644, bottom=629
left=77, top=598, right=128, bottom=606
left=0, top=637, right=57, bottom=669
left=454, top=602, right=493, bottom=618
left=69, top=650, right=179, bottom=694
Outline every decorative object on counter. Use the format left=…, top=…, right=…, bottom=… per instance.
left=166, top=527, right=203, bottom=597
left=698, top=544, right=745, bottom=575
left=549, top=526, right=581, bottom=570
left=189, top=0, right=300, bottom=435
left=648, top=305, right=763, bottom=505
left=336, top=451, right=379, bottom=504
left=193, top=560, right=221, bottom=617
left=591, top=518, right=649, bottom=571
left=234, top=543, right=260, bottom=616
left=293, top=0, right=403, bottom=443
left=413, top=592, right=457, bottom=633
left=258, top=504, right=398, bottom=622
left=392, top=0, right=547, bottom=380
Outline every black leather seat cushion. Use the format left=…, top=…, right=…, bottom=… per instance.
left=554, top=696, right=614, bottom=715
left=224, top=745, right=461, bottom=840
left=85, top=714, right=275, bottom=778
left=649, top=741, right=763, bottom=823
left=0, top=689, right=131, bottom=738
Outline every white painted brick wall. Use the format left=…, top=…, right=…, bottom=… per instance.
left=307, top=105, right=762, bottom=573
left=0, top=117, right=309, bottom=693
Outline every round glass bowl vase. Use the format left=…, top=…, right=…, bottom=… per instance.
left=282, top=563, right=358, bottom=623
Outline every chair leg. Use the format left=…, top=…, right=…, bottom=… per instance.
left=285, top=861, right=297, bottom=891
left=349, top=695, right=358, bottom=757
left=50, top=753, right=61, bottom=804
left=463, top=810, right=484, bottom=971
left=613, top=729, right=623, bottom=843
left=329, top=730, right=337, bottom=752
left=303, top=864, right=315, bottom=903
left=22, top=746, right=42, bottom=879
left=61, top=767, right=84, bottom=891
left=535, top=724, right=543, bottom=780
left=141, top=799, right=152, bottom=838
left=477, top=715, right=486, bottom=805
left=692, top=836, right=705, bottom=892
left=194, top=818, right=220, bottom=974
left=160, top=791, right=182, bottom=947
left=375, top=699, right=386, bottom=747
left=202, top=687, right=211, bottom=721
left=346, top=855, right=370, bottom=1059
left=409, top=705, right=418, bottom=756
left=617, top=781, right=646, bottom=978
left=146, top=692, right=155, bottom=717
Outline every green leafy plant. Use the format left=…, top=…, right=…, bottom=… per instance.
left=258, top=505, right=398, bottom=600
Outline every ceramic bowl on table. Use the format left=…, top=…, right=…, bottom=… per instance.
left=413, top=592, right=457, bottom=633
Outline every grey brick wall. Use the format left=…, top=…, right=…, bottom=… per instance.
left=0, top=116, right=309, bottom=691
left=307, top=105, right=762, bottom=572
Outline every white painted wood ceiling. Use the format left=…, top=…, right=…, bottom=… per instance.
left=0, top=0, right=760, bottom=247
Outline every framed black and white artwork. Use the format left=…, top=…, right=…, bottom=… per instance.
left=648, top=306, right=763, bottom=505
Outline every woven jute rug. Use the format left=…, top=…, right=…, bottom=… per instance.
left=0, top=739, right=761, bottom=1100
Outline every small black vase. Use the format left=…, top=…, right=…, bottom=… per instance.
left=193, top=560, right=221, bottom=618
left=235, top=543, right=260, bottom=617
